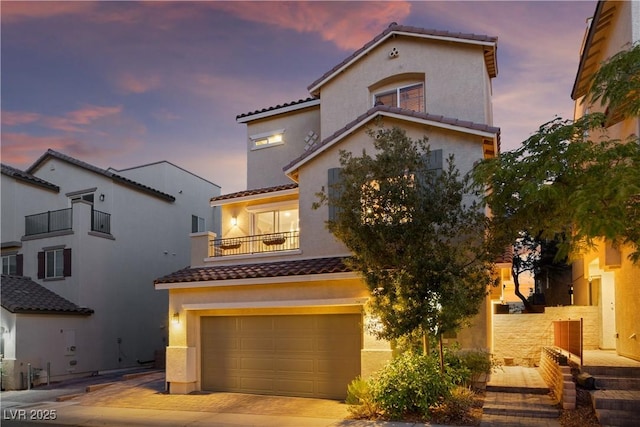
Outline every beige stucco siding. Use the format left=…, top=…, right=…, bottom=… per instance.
left=298, top=116, right=487, bottom=259
left=246, top=106, right=320, bottom=190
left=319, top=37, right=492, bottom=139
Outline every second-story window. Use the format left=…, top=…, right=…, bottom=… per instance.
left=192, top=215, right=205, bottom=233
left=374, top=83, right=424, bottom=112
left=253, top=207, right=299, bottom=235
left=2, top=254, right=17, bottom=275
left=38, top=247, right=71, bottom=279
left=250, top=129, right=285, bottom=150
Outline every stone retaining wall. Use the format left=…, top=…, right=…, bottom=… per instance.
left=493, top=305, right=599, bottom=366
left=539, top=347, right=576, bottom=409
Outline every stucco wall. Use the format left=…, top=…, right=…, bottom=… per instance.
left=492, top=306, right=600, bottom=366
left=319, top=36, right=492, bottom=139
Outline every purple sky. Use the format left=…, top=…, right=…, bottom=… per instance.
left=1, top=1, right=596, bottom=194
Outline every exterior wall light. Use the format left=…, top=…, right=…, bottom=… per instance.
left=230, top=216, right=238, bottom=227
left=172, top=312, right=180, bottom=325
left=99, top=194, right=105, bottom=201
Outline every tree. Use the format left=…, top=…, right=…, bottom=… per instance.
left=315, top=125, right=498, bottom=365
left=471, top=44, right=640, bottom=304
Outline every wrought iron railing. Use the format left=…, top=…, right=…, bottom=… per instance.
left=25, top=208, right=72, bottom=236
left=91, top=209, right=111, bottom=234
left=210, top=230, right=300, bottom=257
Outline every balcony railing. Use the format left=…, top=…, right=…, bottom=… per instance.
left=91, top=209, right=111, bottom=234
left=210, top=230, right=300, bottom=257
left=25, top=208, right=72, bottom=236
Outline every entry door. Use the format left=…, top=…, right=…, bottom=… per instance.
left=598, top=272, right=617, bottom=349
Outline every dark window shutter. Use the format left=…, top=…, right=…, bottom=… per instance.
left=16, top=254, right=23, bottom=276
left=328, top=168, right=343, bottom=222
left=426, top=149, right=443, bottom=172
left=63, top=248, right=72, bottom=277
left=37, top=251, right=45, bottom=279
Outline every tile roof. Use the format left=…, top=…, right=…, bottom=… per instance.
left=1, top=275, right=94, bottom=315
left=27, top=149, right=176, bottom=202
left=154, top=256, right=354, bottom=285
left=308, top=23, right=498, bottom=94
left=210, top=183, right=298, bottom=203
left=236, top=97, right=319, bottom=122
left=283, top=105, right=501, bottom=173
left=1, top=163, right=59, bottom=192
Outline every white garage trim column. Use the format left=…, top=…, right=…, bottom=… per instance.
left=166, top=308, right=198, bottom=394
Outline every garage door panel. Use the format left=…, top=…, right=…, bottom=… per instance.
left=202, top=314, right=362, bottom=399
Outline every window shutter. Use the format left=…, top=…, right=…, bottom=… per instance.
left=16, top=254, right=23, bottom=276
left=37, top=251, right=45, bottom=279
left=328, top=168, right=343, bottom=222
left=426, top=149, right=443, bottom=172
left=63, top=248, right=72, bottom=277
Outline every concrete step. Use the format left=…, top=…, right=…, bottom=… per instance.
left=583, top=365, right=640, bottom=378
left=483, top=391, right=560, bottom=419
left=486, top=384, right=549, bottom=395
left=595, top=376, right=640, bottom=391
left=594, top=409, right=640, bottom=427
left=591, top=390, right=640, bottom=412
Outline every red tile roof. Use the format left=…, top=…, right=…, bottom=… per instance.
left=236, top=97, right=319, bottom=122
left=210, top=183, right=298, bottom=203
left=1, top=164, right=59, bottom=192
left=1, top=275, right=94, bottom=315
left=154, top=256, right=353, bottom=284
left=283, top=105, right=501, bottom=173
left=27, top=149, right=175, bottom=202
left=308, top=23, right=498, bottom=94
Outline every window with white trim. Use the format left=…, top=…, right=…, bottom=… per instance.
left=46, top=249, right=64, bottom=278
left=2, top=254, right=17, bottom=275
left=374, top=83, right=424, bottom=112
left=250, top=129, right=285, bottom=150
left=192, top=215, right=205, bottom=233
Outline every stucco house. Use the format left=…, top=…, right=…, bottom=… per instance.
left=156, top=23, right=500, bottom=398
left=0, top=150, right=220, bottom=389
left=570, top=0, right=640, bottom=362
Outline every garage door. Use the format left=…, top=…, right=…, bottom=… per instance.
left=201, top=314, right=362, bottom=399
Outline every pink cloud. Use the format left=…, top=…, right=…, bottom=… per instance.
left=2, top=105, right=124, bottom=133
left=114, top=73, right=162, bottom=94
left=1, top=111, right=42, bottom=126
left=0, top=132, right=89, bottom=166
left=1, top=2, right=95, bottom=24
left=209, top=2, right=412, bottom=50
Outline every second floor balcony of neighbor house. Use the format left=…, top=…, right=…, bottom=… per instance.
left=25, top=207, right=111, bottom=237
left=209, top=230, right=300, bottom=257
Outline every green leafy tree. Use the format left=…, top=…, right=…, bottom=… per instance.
left=315, top=125, right=498, bottom=364
left=471, top=44, right=640, bottom=301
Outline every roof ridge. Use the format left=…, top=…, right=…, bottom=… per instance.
left=283, top=105, right=500, bottom=173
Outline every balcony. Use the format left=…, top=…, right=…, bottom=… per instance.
left=210, top=230, right=299, bottom=257
left=24, top=208, right=111, bottom=236
left=25, top=208, right=72, bottom=236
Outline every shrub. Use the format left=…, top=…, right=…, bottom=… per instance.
left=345, top=376, right=379, bottom=419
left=369, top=352, right=453, bottom=420
left=429, top=386, right=478, bottom=425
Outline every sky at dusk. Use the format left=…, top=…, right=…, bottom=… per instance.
left=1, top=1, right=597, bottom=194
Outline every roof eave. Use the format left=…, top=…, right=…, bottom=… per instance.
left=210, top=186, right=299, bottom=206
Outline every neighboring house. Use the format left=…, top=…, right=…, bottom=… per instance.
left=156, top=23, right=501, bottom=398
left=0, top=150, right=221, bottom=389
left=570, top=0, right=640, bottom=361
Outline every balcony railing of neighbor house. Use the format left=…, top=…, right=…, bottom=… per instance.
left=210, top=230, right=300, bottom=257
left=91, top=209, right=111, bottom=234
left=553, top=318, right=583, bottom=367
left=25, top=208, right=72, bottom=236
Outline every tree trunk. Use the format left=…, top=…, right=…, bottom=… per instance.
left=512, top=264, right=535, bottom=312
left=438, top=334, right=445, bottom=374
left=422, top=332, right=429, bottom=356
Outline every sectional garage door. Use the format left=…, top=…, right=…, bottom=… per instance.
left=201, top=314, right=362, bottom=399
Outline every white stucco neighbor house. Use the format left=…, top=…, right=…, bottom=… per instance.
left=156, top=23, right=501, bottom=399
left=0, top=150, right=221, bottom=390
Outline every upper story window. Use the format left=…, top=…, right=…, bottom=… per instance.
left=374, top=83, right=424, bottom=112
left=254, top=207, right=299, bottom=235
left=250, top=129, right=285, bottom=150
left=192, top=215, right=205, bottom=233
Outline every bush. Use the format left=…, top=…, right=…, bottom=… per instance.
left=345, top=376, right=379, bottom=419
left=445, top=348, right=499, bottom=387
left=429, top=386, right=478, bottom=425
left=369, top=352, right=453, bottom=420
